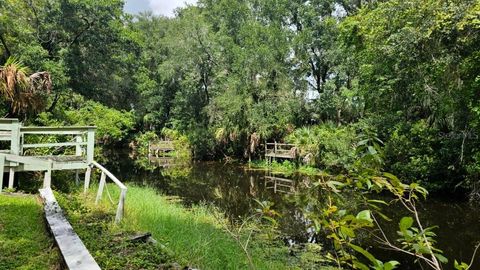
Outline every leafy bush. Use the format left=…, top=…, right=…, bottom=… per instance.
left=133, top=131, right=159, bottom=156
left=287, top=123, right=357, bottom=172
left=36, top=94, right=135, bottom=143
left=383, top=120, right=441, bottom=188
left=162, top=128, right=192, bottom=159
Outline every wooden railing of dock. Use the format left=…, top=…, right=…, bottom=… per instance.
left=264, top=175, right=295, bottom=194
left=0, top=118, right=127, bottom=223
left=148, top=140, right=175, bottom=157
left=265, top=142, right=297, bottom=160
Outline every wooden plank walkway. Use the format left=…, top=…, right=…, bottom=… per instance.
left=39, top=188, right=101, bottom=270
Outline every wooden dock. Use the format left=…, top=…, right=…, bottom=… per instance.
left=148, top=140, right=175, bottom=157
left=0, top=118, right=127, bottom=222
left=0, top=118, right=131, bottom=269
left=265, top=142, right=297, bottom=161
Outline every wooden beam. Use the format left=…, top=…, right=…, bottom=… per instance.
left=95, top=172, right=106, bottom=204
left=1, top=154, right=51, bottom=167
left=86, top=130, right=95, bottom=164
left=39, top=188, right=101, bottom=270
left=0, top=155, right=4, bottom=193
left=20, top=126, right=96, bottom=135
left=75, top=135, right=83, bottom=156
left=91, top=161, right=126, bottom=189
left=22, top=142, right=88, bottom=149
left=84, top=166, right=92, bottom=193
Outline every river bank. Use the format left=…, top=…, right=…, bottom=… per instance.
left=56, top=184, right=337, bottom=269
left=102, top=153, right=480, bottom=270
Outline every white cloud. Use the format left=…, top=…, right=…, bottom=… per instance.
left=148, top=0, right=197, bottom=17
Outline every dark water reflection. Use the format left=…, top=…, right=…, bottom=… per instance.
left=104, top=152, right=480, bottom=269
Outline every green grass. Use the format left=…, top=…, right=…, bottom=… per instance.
left=56, top=184, right=339, bottom=269
left=56, top=191, right=175, bottom=270
left=0, top=193, right=60, bottom=270
left=121, top=186, right=294, bottom=270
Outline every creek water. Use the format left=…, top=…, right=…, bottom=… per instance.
left=105, top=153, right=480, bottom=269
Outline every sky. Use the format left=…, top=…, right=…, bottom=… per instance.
left=124, top=0, right=198, bottom=17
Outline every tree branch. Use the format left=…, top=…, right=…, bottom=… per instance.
left=0, top=33, right=11, bottom=58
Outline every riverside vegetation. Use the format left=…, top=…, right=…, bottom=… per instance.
left=1, top=0, right=480, bottom=269
left=55, top=183, right=340, bottom=270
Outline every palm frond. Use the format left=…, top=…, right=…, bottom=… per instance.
left=0, top=56, right=51, bottom=115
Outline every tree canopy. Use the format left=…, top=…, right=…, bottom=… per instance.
left=1, top=0, right=479, bottom=191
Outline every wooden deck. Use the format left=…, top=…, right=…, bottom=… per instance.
left=265, top=142, right=297, bottom=160
left=1, top=118, right=129, bottom=269
left=149, top=140, right=175, bottom=156
left=148, top=156, right=176, bottom=167
left=0, top=118, right=127, bottom=223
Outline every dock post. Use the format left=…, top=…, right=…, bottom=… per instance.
left=43, top=159, right=53, bottom=188
left=84, top=166, right=92, bottom=193
left=115, top=188, right=127, bottom=224
left=75, top=171, right=80, bottom=186
left=273, top=141, right=277, bottom=163
left=8, top=120, right=20, bottom=190
left=0, top=155, right=4, bottom=193
left=95, top=172, right=106, bottom=204
left=8, top=168, right=14, bottom=189
left=86, top=128, right=95, bottom=164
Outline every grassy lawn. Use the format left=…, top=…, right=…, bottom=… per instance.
left=59, top=185, right=309, bottom=269
left=122, top=186, right=293, bottom=270
left=56, top=184, right=340, bottom=269
left=0, top=193, right=60, bottom=270
left=56, top=191, right=174, bottom=270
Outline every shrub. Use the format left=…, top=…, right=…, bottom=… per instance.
left=36, top=94, right=135, bottom=143
left=287, top=123, right=357, bottom=172
left=383, top=120, right=440, bottom=187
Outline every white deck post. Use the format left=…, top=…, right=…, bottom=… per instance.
left=75, top=135, right=83, bottom=186
left=84, top=166, right=92, bottom=193
left=95, top=172, right=106, bottom=204
left=75, top=170, right=79, bottom=186
left=43, top=169, right=51, bottom=188
left=0, top=155, right=4, bottom=193
left=86, top=129, right=95, bottom=164
left=75, top=135, right=83, bottom=156
left=8, top=168, right=14, bottom=189
left=115, top=188, right=127, bottom=223
left=43, top=159, right=53, bottom=188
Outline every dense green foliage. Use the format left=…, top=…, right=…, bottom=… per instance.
left=2, top=1, right=479, bottom=269
left=0, top=194, right=60, bottom=269
left=2, top=0, right=478, bottom=191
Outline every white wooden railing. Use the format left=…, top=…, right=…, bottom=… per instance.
left=87, top=161, right=127, bottom=224
left=0, top=118, right=127, bottom=223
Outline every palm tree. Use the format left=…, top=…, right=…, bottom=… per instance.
left=0, top=57, right=52, bottom=117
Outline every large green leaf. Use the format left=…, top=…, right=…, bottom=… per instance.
left=399, top=216, right=414, bottom=232
left=356, top=210, right=373, bottom=223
